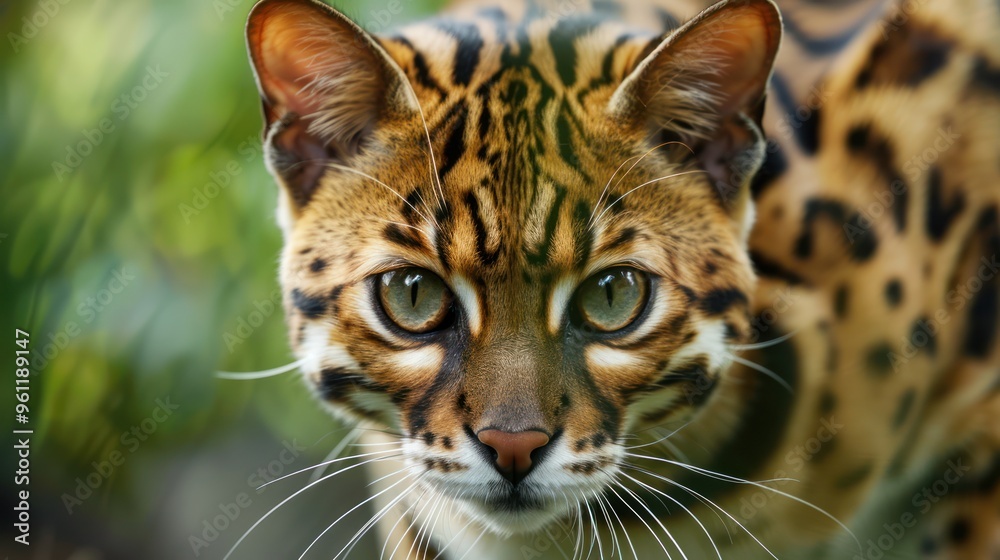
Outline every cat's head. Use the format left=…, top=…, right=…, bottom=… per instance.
left=247, top=0, right=780, bottom=534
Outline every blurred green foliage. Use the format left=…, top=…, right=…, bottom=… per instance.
left=0, top=0, right=443, bottom=557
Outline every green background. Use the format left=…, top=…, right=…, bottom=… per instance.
left=0, top=0, right=443, bottom=558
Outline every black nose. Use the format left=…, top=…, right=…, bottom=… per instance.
left=475, top=429, right=550, bottom=484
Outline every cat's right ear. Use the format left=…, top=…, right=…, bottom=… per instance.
left=246, top=0, right=417, bottom=207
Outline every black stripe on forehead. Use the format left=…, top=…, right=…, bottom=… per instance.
left=526, top=183, right=568, bottom=266
left=464, top=190, right=501, bottom=266
left=434, top=20, right=484, bottom=86
left=572, top=200, right=594, bottom=270
left=548, top=14, right=603, bottom=87
left=437, top=102, right=469, bottom=180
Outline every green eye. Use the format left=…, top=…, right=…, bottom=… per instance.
left=378, top=268, right=453, bottom=333
left=574, top=267, right=649, bottom=332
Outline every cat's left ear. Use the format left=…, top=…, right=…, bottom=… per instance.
left=246, top=0, right=418, bottom=208
left=608, top=0, right=781, bottom=221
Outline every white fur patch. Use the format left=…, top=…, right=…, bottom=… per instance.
left=451, top=274, right=482, bottom=336
left=547, top=275, right=578, bottom=334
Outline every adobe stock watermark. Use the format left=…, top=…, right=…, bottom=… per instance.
left=852, top=458, right=970, bottom=560
left=60, top=397, right=180, bottom=514
left=7, top=0, right=74, bottom=54
left=32, top=266, right=136, bottom=371
left=188, top=439, right=308, bottom=556
left=51, top=65, right=169, bottom=182
left=178, top=135, right=263, bottom=223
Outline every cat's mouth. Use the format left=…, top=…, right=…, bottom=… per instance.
left=443, top=479, right=597, bottom=534
left=480, top=486, right=547, bottom=512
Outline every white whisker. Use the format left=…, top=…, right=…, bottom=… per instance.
left=727, top=354, right=794, bottom=394
left=608, top=483, right=673, bottom=560
left=257, top=447, right=401, bottom=491
left=300, top=471, right=416, bottom=560
left=628, top=453, right=861, bottom=552
left=590, top=170, right=707, bottom=231
left=729, top=329, right=799, bottom=351
left=222, top=453, right=397, bottom=560
left=620, top=470, right=721, bottom=560
left=216, top=359, right=304, bottom=380
left=626, top=463, right=778, bottom=559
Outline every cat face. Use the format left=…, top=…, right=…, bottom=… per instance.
left=247, top=0, right=780, bottom=533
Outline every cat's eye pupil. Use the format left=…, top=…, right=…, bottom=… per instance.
left=575, top=267, right=648, bottom=333
left=378, top=268, right=452, bottom=334
left=409, top=276, right=420, bottom=307
left=600, top=275, right=615, bottom=307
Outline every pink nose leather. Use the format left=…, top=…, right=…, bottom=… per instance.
left=477, top=429, right=550, bottom=482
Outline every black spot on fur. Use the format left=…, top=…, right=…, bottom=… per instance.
left=910, top=317, right=937, bottom=356
left=855, top=22, right=951, bottom=89
left=846, top=122, right=908, bottom=232
left=846, top=124, right=870, bottom=151
left=796, top=198, right=879, bottom=261
left=947, top=517, right=971, bottom=544
left=574, top=439, right=587, bottom=452
left=677, top=285, right=698, bottom=304
left=893, top=389, right=916, bottom=429
left=292, top=288, right=326, bottom=319
left=926, top=167, right=966, bottom=241
left=885, top=279, right=903, bottom=307
left=965, top=207, right=1000, bottom=357
left=834, top=284, right=849, bottom=318
left=750, top=142, right=788, bottom=198
left=971, top=56, right=1000, bottom=94
left=964, top=277, right=999, bottom=358
left=310, top=258, right=327, bottom=273
left=975, top=455, right=1000, bottom=492
left=699, top=288, right=747, bottom=315
left=441, top=436, right=453, bottom=449
left=423, top=432, right=436, bottom=445
left=750, top=251, right=807, bottom=285
left=866, top=343, right=895, bottom=376
left=591, top=433, right=607, bottom=448
left=796, top=106, right=821, bottom=155
left=820, top=391, right=836, bottom=415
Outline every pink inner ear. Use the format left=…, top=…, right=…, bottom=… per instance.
left=256, top=10, right=335, bottom=117
left=696, top=12, right=776, bottom=117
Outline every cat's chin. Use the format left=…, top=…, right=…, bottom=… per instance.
left=455, top=492, right=575, bottom=535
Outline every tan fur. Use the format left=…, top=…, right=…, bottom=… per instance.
left=245, top=0, right=1000, bottom=557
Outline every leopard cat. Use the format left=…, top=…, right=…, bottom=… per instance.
left=243, top=0, right=1000, bottom=557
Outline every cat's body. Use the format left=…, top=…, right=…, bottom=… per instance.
left=244, top=0, right=1000, bottom=557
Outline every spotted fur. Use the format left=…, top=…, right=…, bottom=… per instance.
left=245, top=0, right=1000, bottom=557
